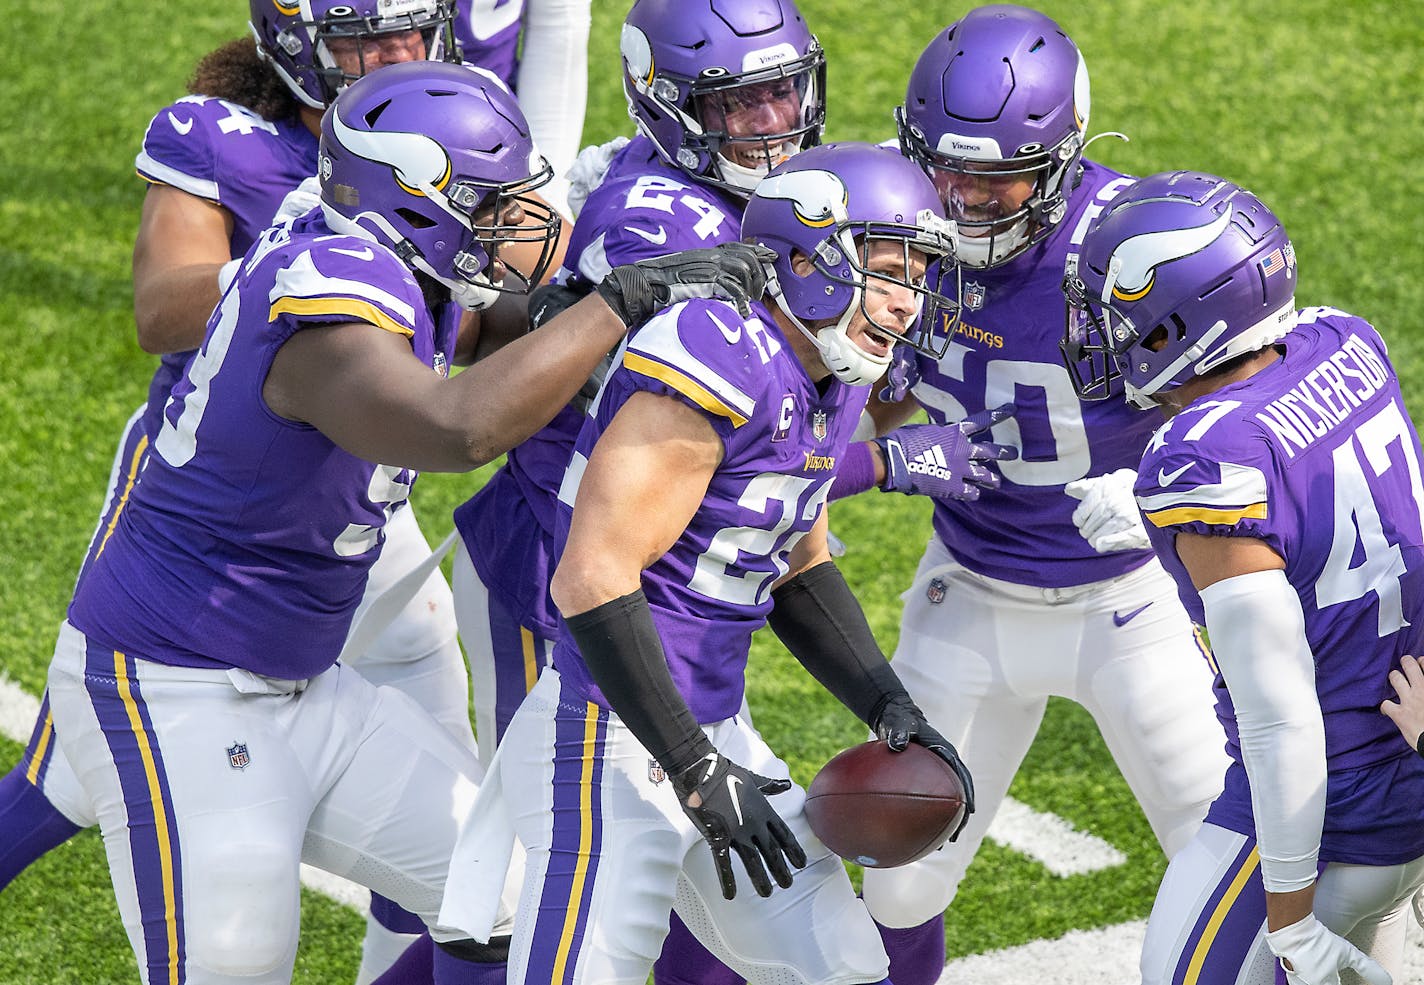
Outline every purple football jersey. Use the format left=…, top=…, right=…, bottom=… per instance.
left=455, top=0, right=524, bottom=90
left=135, top=95, right=319, bottom=440
left=550, top=299, right=868, bottom=723
left=70, top=211, right=450, bottom=680
left=1137, top=310, right=1424, bottom=860
left=910, top=161, right=1156, bottom=588
left=452, top=153, right=743, bottom=635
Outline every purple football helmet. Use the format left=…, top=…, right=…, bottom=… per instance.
left=897, top=4, right=1090, bottom=268
left=1060, top=170, right=1298, bottom=409
left=741, top=142, right=960, bottom=386
left=249, top=0, right=458, bottom=109
left=318, top=61, right=560, bottom=311
left=620, top=0, right=826, bottom=197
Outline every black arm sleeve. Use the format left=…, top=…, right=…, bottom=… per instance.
left=767, top=561, right=907, bottom=727
left=563, top=589, right=714, bottom=776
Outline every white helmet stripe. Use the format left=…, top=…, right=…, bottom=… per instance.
left=331, top=104, right=452, bottom=191
left=1102, top=204, right=1232, bottom=301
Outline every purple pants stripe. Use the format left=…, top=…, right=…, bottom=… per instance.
left=84, top=641, right=187, bottom=985
left=1171, top=837, right=1265, bottom=985
left=22, top=691, right=59, bottom=788
left=525, top=685, right=608, bottom=985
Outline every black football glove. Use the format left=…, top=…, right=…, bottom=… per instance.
left=596, top=242, right=775, bottom=328
left=670, top=751, right=807, bottom=900
left=871, top=693, right=975, bottom=842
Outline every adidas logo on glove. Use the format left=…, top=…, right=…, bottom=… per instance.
left=907, top=446, right=955, bottom=481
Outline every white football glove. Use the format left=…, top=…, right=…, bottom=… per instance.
left=1414, top=885, right=1424, bottom=929
left=566, top=136, right=630, bottom=218
left=271, top=175, right=322, bottom=225
left=1265, top=914, right=1390, bottom=985
left=1063, top=468, right=1152, bottom=554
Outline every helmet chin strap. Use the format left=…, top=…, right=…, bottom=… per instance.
left=766, top=271, right=889, bottom=387
left=319, top=204, right=501, bottom=311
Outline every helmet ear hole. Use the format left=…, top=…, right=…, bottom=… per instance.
left=395, top=207, right=438, bottom=229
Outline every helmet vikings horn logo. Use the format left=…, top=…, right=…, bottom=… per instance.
left=331, top=104, right=452, bottom=196
left=754, top=169, right=848, bottom=229
left=1104, top=206, right=1232, bottom=303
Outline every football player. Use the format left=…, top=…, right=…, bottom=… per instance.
left=0, top=4, right=559, bottom=980
left=43, top=60, right=767, bottom=985
left=840, top=9, right=1229, bottom=983
left=447, top=2, right=824, bottom=979
left=436, top=142, right=973, bottom=985
left=1062, top=169, right=1424, bottom=985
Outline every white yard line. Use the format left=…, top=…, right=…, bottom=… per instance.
left=985, top=796, right=1128, bottom=876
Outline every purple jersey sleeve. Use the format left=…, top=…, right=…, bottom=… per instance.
left=70, top=214, right=439, bottom=680
left=550, top=300, right=869, bottom=722
left=562, top=163, right=742, bottom=287
left=1137, top=310, right=1424, bottom=777
left=907, top=160, right=1156, bottom=588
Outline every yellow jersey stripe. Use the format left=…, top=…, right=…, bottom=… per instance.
left=113, top=652, right=182, bottom=985
left=25, top=711, right=54, bottom=786
left=521, top=628, right=539, bottom=695
left=623, top=352, right=750, bottom=428
left=96, top=434, right=150, bottom=561
left=269, top=297, right=415, bottom=339
left=551, top=705, right=601, bottom=984
left=1184, top=846, right=1260, bottom=985
left=1145, top=502, right=1268, bottom=528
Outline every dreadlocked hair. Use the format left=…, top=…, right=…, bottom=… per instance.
left=187, top=37, right=300, bottom=123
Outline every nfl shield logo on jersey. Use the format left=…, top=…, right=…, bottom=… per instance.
left=926, top=577, right=947, bottom=604
left=964, top=281, right=986, bottom=312
left=648, top=759, right=666, bottom=785
left=227, top=741, right=251, bottom=770
left=812, top=410, right=828, bottom=443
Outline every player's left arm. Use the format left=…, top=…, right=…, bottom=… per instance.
left=768, top=514, right=976, bottom=835
left=1176, top=532, right=1385, bottom=983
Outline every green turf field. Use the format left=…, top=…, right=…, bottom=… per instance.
left=1, top=1, right=1420, bottom=981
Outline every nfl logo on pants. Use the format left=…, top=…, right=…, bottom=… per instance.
left=227, top=742, right=251, bottom=770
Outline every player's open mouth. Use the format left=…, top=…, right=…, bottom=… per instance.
left=725, top=142, right=792, bottom=170
left=860, top=324, right=897, bottom=355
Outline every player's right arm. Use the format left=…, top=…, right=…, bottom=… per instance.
left=131, top=184, right=232, bottom=354
left=550, top=390, right=806, bottom=900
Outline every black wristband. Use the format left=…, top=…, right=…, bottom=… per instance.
left=1417, top=731, right=1424, bottom=760
left=563, top=589, right=713, bottom=776
left=767, top=561, right=903, bottom=726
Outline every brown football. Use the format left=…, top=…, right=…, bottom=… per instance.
left=803, top=740, right=966, bottom=868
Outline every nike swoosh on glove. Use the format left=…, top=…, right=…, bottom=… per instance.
left=874, top=404, right=1017, bottom=501
left=670, top=751, right=806, bottom=900
left=871, top=694, right=975, bottom=842
left=1063, top=467, right=1152, bottom=553
left=1265, top=913, right=1390, bottom=985
left=596, top=242, right=775, bottom=328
